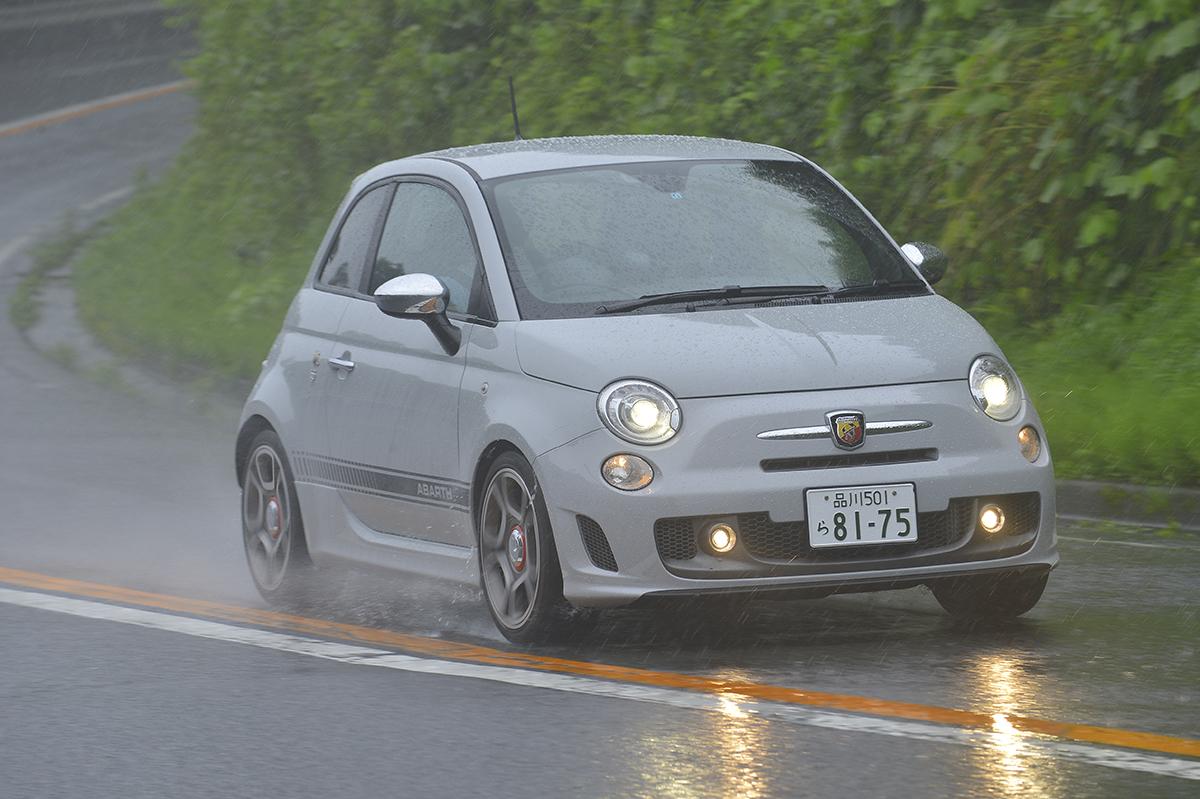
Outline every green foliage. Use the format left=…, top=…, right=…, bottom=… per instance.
left=1007, top=258, right=1200, bottom=486
left=76, top=0, right=1200, bottom=484
left=10, top=214, right=88, bottom=332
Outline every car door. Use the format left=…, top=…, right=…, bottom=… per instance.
left=288, top=183, right=391, bottom=463
left=322, top=178, right=485, bottom=547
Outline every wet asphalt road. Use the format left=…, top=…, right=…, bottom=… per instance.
left=1, top=6, right=1197, bottom=797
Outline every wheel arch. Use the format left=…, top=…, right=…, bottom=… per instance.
left=235, top=414, right=276, bottom=487
left=470, top=439, right=527, bottom=527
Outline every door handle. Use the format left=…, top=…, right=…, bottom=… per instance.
left=328, top=354, right=355, bottom=372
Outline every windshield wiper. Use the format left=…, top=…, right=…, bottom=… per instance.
left=819, top=279, right=929, bottom=298
left=594, top=279, right=929, bottom=315
left=706, top=278, right=930, bottom=308
left=594, top=284, right=830, bottom=315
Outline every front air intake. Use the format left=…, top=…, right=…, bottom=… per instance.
left=577, top=515, right=618, bottom=572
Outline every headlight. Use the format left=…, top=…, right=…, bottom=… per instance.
left=969, top=356, right=1021, bottom=421
left=597, top=379, right=681, bottom=445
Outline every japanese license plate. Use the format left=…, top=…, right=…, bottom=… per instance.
left=805, top=483, right=918, bottom=548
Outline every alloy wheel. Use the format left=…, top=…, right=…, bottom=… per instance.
left=242, top=443, right=293, bottom=591
left=480, top=467, right=540, bottom=629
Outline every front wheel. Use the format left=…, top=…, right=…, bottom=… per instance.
left=477, top=452, right=576, bottom=643
left=931, top=571, right=1049, bottom=620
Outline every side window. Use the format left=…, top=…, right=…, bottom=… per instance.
left=318, top=186, right=389, bottom=291
left=370, top=182, right=481, bottom=313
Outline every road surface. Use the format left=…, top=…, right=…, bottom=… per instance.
left=0, top=4, right=1196, bottom=797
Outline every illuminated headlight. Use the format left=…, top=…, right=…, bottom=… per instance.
left=601, top=454, right=654, bottom=491
left=597, top=380, right=681, bottom=445
left=968, top=356, right=1021, bottom=421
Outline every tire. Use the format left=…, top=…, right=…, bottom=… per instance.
left=476, top=451, right=576, bottom=643
left=931, top=570, right=1048, bottom=621
left=240, top=429, right=332, bottom=608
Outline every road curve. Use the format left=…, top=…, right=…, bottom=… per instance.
left=0, top=7, right=1197, bottom=798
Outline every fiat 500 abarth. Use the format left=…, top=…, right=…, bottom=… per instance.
left=236, top=135, right=1057, bottom=642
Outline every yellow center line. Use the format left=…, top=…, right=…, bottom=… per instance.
left=1, top=565, right=1196, bottom=759
left=0, top=80, right=192, bottom=139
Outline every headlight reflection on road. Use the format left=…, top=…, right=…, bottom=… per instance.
left=713, top=691, right=767, bottom=799
left=628, top=688, right=768, bottom=799
left=970, top=654, right=1062, bottom=798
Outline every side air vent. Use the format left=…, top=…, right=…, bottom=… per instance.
left=577, top=515, right=618, bottom=572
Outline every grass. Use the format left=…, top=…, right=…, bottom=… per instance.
left=1002, top=265, right=1200, bottom=487
left=72, top=177, right=326, bottom=390
left=8, top=213, right=92, bottom=332
left=9, top=273, right=41, bottom=332
left=45, top=342, right=79, bottom=371
left=86, top=361, right=137, bottom=397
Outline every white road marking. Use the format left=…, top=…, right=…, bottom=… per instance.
left=0, top=235, right=33, bottom=275
left=1059, top=534, right=1200, bottom=551
left=1059, top=512, right=1200, bottom=535
left=0, top=185, right=132, bottom=279
left=0, top=586, right=1196, bottom=781
left=80, top=185, right=135, bottom=211
left=56, top=55, right=176, bottom=79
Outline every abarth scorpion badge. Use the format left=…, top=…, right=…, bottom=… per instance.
left=827, top=410, right=866, bottom=450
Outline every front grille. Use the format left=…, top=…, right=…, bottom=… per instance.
left=653, top=517, right=698, bottom=561
left=577, top=515, right=618, bottom=572
left=761, top=448, right=938, bottom=472
left=653, top=493, right=1039, bottom=564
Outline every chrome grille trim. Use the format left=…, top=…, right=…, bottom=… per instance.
left=757, top=420, right=932, bottom=441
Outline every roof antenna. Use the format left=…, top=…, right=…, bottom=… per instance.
left=508, top=76, right=523, bottom=141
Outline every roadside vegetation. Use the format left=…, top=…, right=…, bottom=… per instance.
left=10, top=214, right=87, bottom=332
left=70, top=0, right=1200, bottom=485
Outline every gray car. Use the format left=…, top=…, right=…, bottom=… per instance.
left=235, top=135, right=1057, bottom=642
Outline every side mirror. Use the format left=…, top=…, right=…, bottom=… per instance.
left=374, top=273, right=449, bottom=317
left=900, top=241, right=948, bottom=285
left=373, top=273, right=461, bottom=354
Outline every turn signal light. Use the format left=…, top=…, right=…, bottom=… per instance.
left=1018, top=426, right=1041, bottom=463
left=601, top=454, right=654, bottom=491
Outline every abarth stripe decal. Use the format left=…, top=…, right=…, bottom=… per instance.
left=299, top=452, right=470, bottom=487
left=292, top=452, right=470, bottom=511
left=296, top=477, right=469, bottom=514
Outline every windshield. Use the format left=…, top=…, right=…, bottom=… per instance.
left=484, top=159, right=919, bottom=319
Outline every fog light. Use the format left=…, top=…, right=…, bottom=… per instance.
left=979, top=504, right=1006, bottom=534
left=601, top=454, right=654, bottom=491
left=708, top=523, right=737, bottom=554
left=1018, top=425, right=1041, bottom=463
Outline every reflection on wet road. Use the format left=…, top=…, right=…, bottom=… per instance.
left=1, top=539, right=1197, bottom=797
left=303, top=526, right=1197, bottom=744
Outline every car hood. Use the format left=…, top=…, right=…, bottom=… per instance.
left=514, top=295, right=1000, bottom=398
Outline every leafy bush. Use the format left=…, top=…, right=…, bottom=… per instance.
left=74, top=0, right=1200, bottom=483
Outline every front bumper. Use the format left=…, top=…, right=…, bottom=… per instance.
left=533, top=380, right=1057, bottom=607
